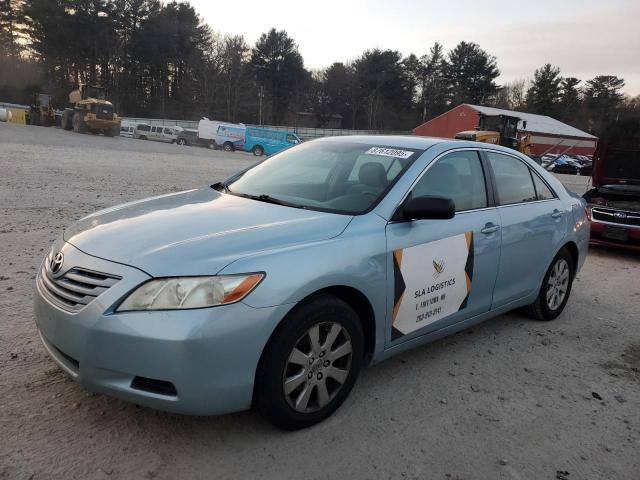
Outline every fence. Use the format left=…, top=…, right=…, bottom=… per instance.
left=121, top=117, right=410, bottom=140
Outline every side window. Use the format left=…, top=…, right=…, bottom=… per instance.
left=486, top=152, right=537, bottom=205
left=531, top=172, right=555, bottom=200
left=411, top=151, right=487, bottom=212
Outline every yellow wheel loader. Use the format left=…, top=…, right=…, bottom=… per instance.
left=61, top=84, right=121, bottom=137
left=29, top=93, right=56, bottom=127
left=455, top=113, right=532, bottom=155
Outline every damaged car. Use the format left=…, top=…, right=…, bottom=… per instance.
left=584, top=143, right=640, bottom=250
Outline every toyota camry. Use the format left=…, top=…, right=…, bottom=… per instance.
left=35, top=136, right=589, bottom=429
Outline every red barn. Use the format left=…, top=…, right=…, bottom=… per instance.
left=413, top=104, right=597, bottom=156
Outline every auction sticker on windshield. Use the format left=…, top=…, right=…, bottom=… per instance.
left=365, top=147, right=414, bottom=159
left=391, top=232, right=474, bottom=339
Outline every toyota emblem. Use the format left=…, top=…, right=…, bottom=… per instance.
left=50, top=252, right=64, bottom=274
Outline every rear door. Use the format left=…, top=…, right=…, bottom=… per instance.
left=484, top=150, right=567, bottom=307
left=386, top=149, right=501, bottom=344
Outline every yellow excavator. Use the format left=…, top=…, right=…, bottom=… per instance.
left=29, top=93, right=56, bottom=127
left=61, top=84, right=121, bottom=136
left=455, top=113, right=532, bottom=155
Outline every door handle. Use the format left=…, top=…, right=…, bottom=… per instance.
left=551, top=209, right=563, bottom=219
left=481, top=223, right=500, bottom=234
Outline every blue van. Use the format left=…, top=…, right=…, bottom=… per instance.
left=244, top=127, right=301, bottom=156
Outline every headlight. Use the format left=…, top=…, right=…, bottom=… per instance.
left=116, top=274, right=264, bottom=312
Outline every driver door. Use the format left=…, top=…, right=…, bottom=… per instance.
left=385, top=150, right=501, bottom=345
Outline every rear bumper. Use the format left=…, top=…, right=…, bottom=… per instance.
left=34, top=242, right=293, bottom=415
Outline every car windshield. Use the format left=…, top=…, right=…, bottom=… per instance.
left=221, top=140, right=423, bottom=215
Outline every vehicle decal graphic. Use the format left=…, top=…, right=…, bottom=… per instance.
left=392, top=232, right=474, bottom=340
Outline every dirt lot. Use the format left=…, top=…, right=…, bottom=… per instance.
left=1, top=122, right=639, bottom=479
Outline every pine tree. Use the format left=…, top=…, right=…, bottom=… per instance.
left=526, top=64, right=563, bottom=116
left=446, top=41, right=499, bottom=106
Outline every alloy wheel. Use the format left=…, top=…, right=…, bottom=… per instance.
left=546, top=258, right=569, bottom=310
left=283, top=322, right=352, bottom=413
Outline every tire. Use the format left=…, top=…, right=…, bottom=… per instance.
left=61, top=110, right=73, bottom=131
left=255, top=293, right=364, bottom=430
left=252, top=145, right=264, bottom=157
left=104, top=127, right=118, bottom=137
left=526, top=247, right=574, bottom=321
left=30, top=112, right=40, bottom=126
left=177, top=138, right=186, bottom=146
left=72, top=111, right=87, bottom=133
left=139, top=135, right=147, bottom=140
left=223, top=142, right=234, bottom=152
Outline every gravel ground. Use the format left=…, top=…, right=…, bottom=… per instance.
left=1, top=122, right=639, bottom=480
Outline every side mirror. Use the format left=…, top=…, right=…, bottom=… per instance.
left=402, top=196, right=455, bottom=220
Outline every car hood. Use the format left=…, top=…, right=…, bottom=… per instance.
left=64, top=188, right=353, bottom=277
left=593, top=145, right=640, bottom=189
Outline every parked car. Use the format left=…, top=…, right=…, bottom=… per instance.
left=197, top=118, right=245, bottom=149
left=546, top=155, right=587, bottom=175
left=134, top=124, right=181, bottom=143
left=120, top=124, right=135, bottom=138
left=34, top=136, right=589, bottom=430
left=245, top=127, right=301, bottom=156
left=175, top=128, right=198, bottom=146
left=584, top=143, right=640, bottom=250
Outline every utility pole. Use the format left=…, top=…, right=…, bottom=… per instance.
left=258, top=86, right=264, bottom=125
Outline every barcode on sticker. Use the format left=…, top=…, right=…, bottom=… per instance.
left=365, top=147, right=414, bottom=159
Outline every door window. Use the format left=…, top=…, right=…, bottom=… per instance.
left=531, top=173, right=555, bottom=200
left=410, top=151, right=487, bottom=212
left=486, top=152, right=537, bottom=205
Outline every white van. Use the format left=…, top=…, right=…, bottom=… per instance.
left=134, top=124, right=181, bottom=143
left=120, top=124, right=135, bottom=137
left=197, top=118, right=246, bottom=149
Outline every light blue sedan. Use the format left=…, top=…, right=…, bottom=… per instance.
left=34, top=136, right=589, bottom=429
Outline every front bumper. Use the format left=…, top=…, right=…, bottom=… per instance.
left=588, top=217, right=640, bottom=251
left=34, top=242, right=292, bottom=415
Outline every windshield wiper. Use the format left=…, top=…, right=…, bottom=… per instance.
left=239, top=193, right=307, bottom=209
left=211, top=181, right=232, bottom=193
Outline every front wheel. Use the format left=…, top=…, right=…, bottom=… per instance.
left=252, top=145, right=264, bottom=156
left=526, top=248, right=574, bottom=321
left=177, top=138, right=186, bottom=146
left=223, top=142, right=234, bottom=152
left=255, top=294, right=364, bottom=430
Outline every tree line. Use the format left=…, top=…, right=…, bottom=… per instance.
left=1, top=0, right=638, bottom=137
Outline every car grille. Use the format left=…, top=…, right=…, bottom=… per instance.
left=592, top=207, right=640, bottom=227
left=38, top=254, right=121, bottom=312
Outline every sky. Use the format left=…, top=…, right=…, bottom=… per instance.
left=190, top=0, right=640, bottom=96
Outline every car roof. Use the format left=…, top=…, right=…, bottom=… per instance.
left=311, top=135, right=518, bottom=154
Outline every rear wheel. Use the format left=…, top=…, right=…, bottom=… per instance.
left=61, top=110, right=74, bottom=131
left=223, top=142, right=234, bottom=152
left=72, top=111, right=87, bottom=133
left=255, top=294, right=364, bottom=430
left=526, top=248, right=574, bottom=321
left=104, top=126, right=119, bottom=137
left=252, top=145, right=264, bottom=156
